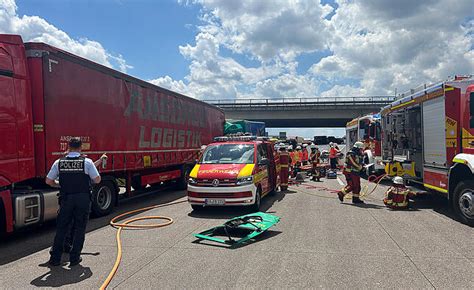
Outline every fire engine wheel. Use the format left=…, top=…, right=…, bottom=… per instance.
left=91, top=181, right=116, bottom=217
left=453, top=180, right=474, bottom=226
left=250, top=189, right=261, bottom=212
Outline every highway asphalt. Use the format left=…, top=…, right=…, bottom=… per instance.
left=0, top=174, right=473, bottom=289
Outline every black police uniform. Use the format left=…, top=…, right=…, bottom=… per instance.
left=50, top=156, right=92, bottom=264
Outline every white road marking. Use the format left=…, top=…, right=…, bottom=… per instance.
left=337, top=176, right=344, bottom=186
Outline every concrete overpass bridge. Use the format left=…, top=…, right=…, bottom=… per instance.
left=204, top=96, right=395, bottom=127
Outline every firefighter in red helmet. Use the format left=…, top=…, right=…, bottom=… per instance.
left=337, top=141, right=365, bottom=204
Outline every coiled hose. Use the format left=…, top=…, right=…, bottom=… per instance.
left=100, top=199, right=187, bottom=290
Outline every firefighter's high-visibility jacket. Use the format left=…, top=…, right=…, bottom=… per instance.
left=383, top=186, right=415, bottom=209
left=294, top=151, right=302, bottom=164
left=310, top=150, right=320, bottom=165
left=343, top=151, right=362, bottom=173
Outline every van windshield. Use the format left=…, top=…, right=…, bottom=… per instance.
left=201, top=144, right=255, bottom=164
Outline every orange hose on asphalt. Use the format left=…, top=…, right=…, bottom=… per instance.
left=298, top=174, right=388, bottom=201
left=100, top=200, right=187, bottom=290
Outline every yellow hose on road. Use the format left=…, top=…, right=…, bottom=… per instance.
left=361, top=174, right=388, bottom=199
left=100, top=200, right=187, bottom=290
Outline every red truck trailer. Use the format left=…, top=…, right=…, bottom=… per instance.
left=0, top=34, right=225, bottom=233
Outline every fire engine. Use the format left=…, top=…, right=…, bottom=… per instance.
left=381, top=76, right=474, bottom=225
left=187, top=136, right=281, bottom=211
left=345, top=113, right=383, bottom=174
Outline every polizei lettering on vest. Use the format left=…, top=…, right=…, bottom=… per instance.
left=138, top=126, right=201, bottom=149
left=59, top=160, right=84, bottom=172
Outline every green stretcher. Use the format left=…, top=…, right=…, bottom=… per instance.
left=194, top=212, right=280, bottom=246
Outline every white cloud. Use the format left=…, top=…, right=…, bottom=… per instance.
left=195, top=0, right=334, bottom=61
left=148, top=76, right=189, bottom=96
left=312, top=0, right=473, bottom=94
left=320, top=85, right=367, bottom=98
left=253, top=74, right=318, bottom=99
left=154, top=0, right=334, bottom=100
left=156, top=0, right=473, bottom=103
left=0, top=0, right=132, bottom=72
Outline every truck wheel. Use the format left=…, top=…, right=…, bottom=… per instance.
left=176, top=166, right=191, bottom=190
left=250, top=189, right=261, bottom=212
left=91, top=181, right=116, bottom=217
left=453, top=180, right=474, bottom=226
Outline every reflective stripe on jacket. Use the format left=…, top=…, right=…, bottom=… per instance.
left=383, top=187, right=412, bottom=208
left=343, top=152, right=362, bottom=173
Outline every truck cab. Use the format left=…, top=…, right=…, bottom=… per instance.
left=187, top=136, right=280, bottom=211
left=448, top=80, right=474, bottom=225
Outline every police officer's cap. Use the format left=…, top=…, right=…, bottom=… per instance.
left=68, top=138, right=82, bottom=149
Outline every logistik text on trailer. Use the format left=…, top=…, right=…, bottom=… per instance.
left=124, top=90, right=205, bottom=148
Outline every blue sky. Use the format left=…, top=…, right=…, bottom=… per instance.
left=2, top=0, right=472, bottom=138
left=16, top=0, right=200, bottom=81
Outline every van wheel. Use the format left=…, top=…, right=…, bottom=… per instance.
left=453, top=180, right=474, bottom=226
left=177, top=166, right=191, bottom=190
left=91, top=181, right=116, bottom=217
left=191, top=205, right=203, bottom=211
left=0, top=199, right=6, bottom=235
left=250, top=189, right=261, bottom=212
left=269, top=186, right=277, bottom=196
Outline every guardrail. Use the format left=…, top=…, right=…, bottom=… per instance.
left=203, top=96, right=395, bottom=108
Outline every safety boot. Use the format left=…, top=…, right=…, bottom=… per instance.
left=337, top=191, right=344, bottom=202
left=352, top=196, right=364, bottom=204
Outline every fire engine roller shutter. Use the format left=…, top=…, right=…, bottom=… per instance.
left=423, top=96, right=446, bottom=167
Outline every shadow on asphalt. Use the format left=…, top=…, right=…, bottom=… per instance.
left=0, top=185, right=186, bottom=266
left=411, top=193, right=459, bottom=221
left=31, top=263, right=93, bottom=287
left=342, top=203, right=386, bottom=210
left=188, top=189, right=287, bottom=220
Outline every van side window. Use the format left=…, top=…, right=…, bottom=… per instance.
left=470, top=92, right=474, bottom=128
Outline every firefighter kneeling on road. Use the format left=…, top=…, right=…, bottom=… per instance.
left=383, top=177, right=416, bottom=210
left=337, top=141, right=365, bottom=204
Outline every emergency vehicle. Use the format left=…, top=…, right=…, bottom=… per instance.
left=381, top=76, right=474, bottom=225
left=187, top=136, right=280, bottom=211
left=345, top=113, right=383, bottom=174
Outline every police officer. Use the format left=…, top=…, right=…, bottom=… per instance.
left=46, top=138, right=103, bottom=266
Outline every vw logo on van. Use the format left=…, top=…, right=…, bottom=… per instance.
left=212, top=179, right=220, bottom=187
